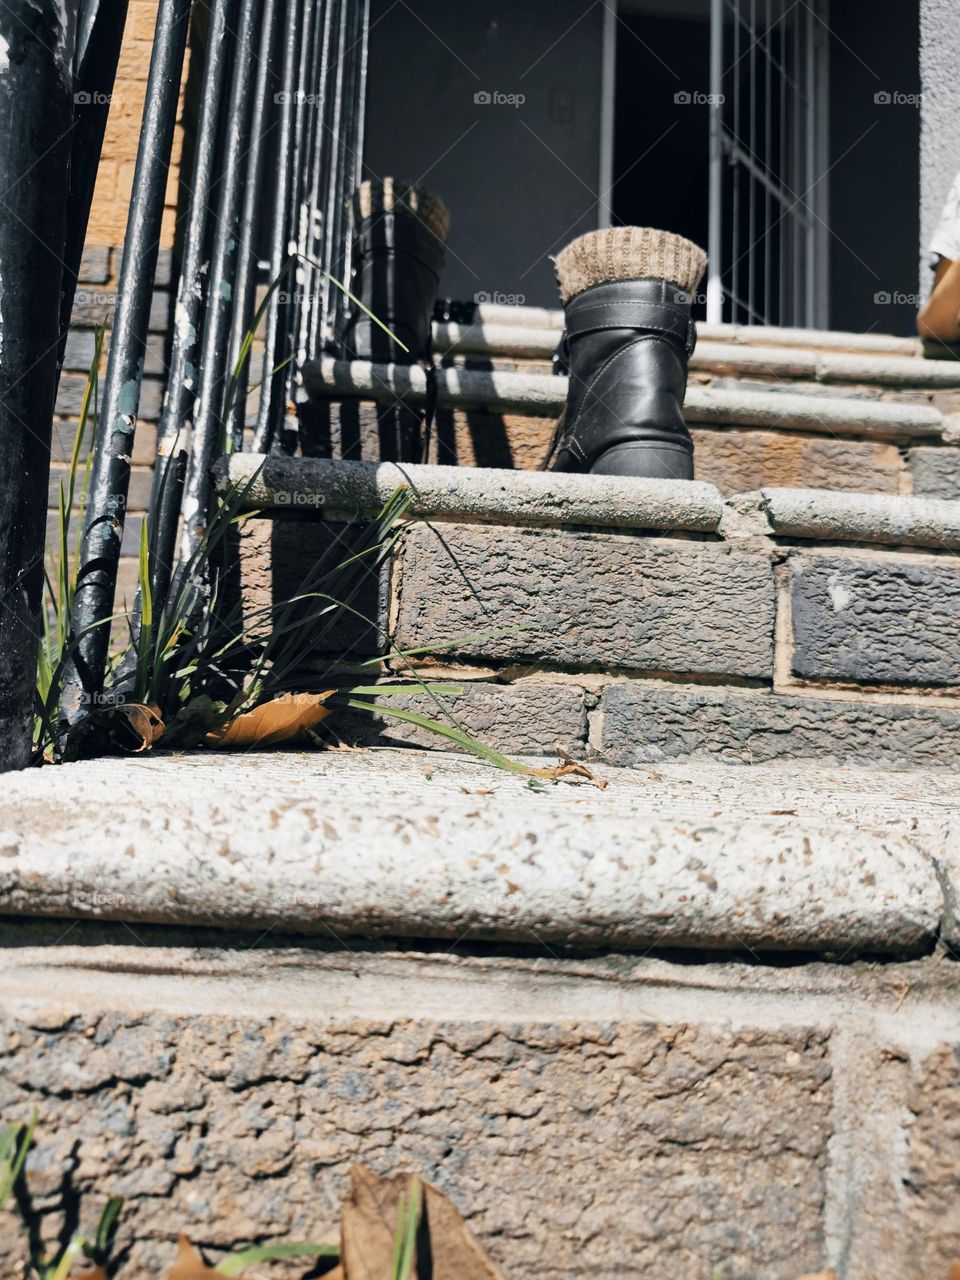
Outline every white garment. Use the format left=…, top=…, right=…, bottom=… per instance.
left=930, top=168, right=960, bottom=260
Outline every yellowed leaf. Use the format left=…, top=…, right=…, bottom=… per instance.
left=166, top=1235, right=232, bottom=1279
left=205, top=692, right=335, bottom=749
left=340, top=1165, right=505, bottom=1280
left=792, top=1273, right=839, bottom=1280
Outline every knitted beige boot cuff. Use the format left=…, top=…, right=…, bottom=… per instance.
left=350, top=178, right=450, bottom=243
left=553, top=227, right=707, bottom=303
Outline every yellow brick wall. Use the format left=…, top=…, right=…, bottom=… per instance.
left=86, top=0, right=187, bottom=249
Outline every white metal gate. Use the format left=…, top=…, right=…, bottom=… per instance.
left=706, top=0, right=830, bottom=327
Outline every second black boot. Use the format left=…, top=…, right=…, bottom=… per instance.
left=337, top=179, right=448, bottom=462
left=339, top=177, right=448, bottom=364
left=547, top=227, right=707, bottom=480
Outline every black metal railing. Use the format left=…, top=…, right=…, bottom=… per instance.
left=53, top=0, right=370, bottom=735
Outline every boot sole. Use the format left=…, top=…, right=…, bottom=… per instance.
left=590, top=441, right=693, bottom=481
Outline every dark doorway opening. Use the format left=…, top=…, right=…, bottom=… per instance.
left=612, top=0, right=711, bottom=315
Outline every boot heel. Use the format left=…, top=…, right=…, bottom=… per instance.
left=590, top=441, right=693, bottom=480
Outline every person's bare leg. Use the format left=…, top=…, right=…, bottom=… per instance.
left=918, top=256, right=960, bottom=342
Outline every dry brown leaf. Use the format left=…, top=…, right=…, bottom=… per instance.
left=166, top=1235, right=232, bottom=1279
left=948, top=1264, right=960, bottom=1280
left=792, top=1273, right=838, bottom=1280
left=111, top=701, right=165, bottom=752
left=340, top=1165, right=505, bottom=1280
left=205, top=692, right=335, bottom=749
left=523, top=749, right=608, bottom=789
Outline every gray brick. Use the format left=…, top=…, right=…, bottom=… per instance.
left=77, top=245, right=111, bottom=283
left=55, top=372, right=163, bottom=421
left=791, top=554, right=960, bottom=686
left=909, top=446, right=960, bottom=500
left=44, top=512, right=143, bottom=561
left=600, top=683, right=960, bottom=768
left=62, top=329, right=99, bottom=373
left=70, top=287, right=171, bottom=333
left=48, top=466, right=153, bottom=512
left=333, top=679, right=587, bottom=755
left=51, top=420, right=157, bottom=466
left=394, top=523, right=775, bottom=678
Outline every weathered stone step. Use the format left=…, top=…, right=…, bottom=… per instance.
left=435, top=323, right=960, bottom=389
left=472, top=302, right=921, bottom=356
left=0, top=750, right=953, bottom=956
left=302, top=356, right=951, bottom=443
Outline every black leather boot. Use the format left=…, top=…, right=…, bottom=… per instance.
left=547, top=227, right=707, bottom=480
left=339, top=178, right=448, bottom=364
left=337, top=180, right=448, bottom=462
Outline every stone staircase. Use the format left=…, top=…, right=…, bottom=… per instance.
left=4, top=317, right=960, bottom=1280
left=220, top=311, right=960, bottom=770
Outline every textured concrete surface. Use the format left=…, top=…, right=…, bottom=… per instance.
left=1, top=942, right=960, bottom=1279
left=761, top=486, right=960, bottom=549
left=600, top=682, right=960, bottom=769
left=695, top=431, right=904, bottom=497
left=790, top=554, right=960, bottom=686
left=0, top=1006, right=831, bottom=1279
left=910, top=445, right=960, bottom=499
left=0, top=750, right=954, bottom=955
left=393, top=523, right=776, bottom=678
left=219, top=454, right=725, bottom=533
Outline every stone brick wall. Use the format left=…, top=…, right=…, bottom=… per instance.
left=243, top=494, right=960, bottom=768
left=0, top=945, right=957, bottom=1279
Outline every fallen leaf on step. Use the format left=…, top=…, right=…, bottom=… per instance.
left=205, top=692, right=335, bottom=749
left=340, top=1164, right=505, bottom=1280
left=108, top=701, right=165, bottom=752
left=521, top=747, right=607, bottom=789
left=948, top=1264, right=960, bottom=1280
left=166, top=1236, right=232, bottom=1279
left=792, top=1272, right=838, bottom=1280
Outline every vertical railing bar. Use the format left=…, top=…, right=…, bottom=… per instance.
left=149, top=0, right=236, bottom=611
left=792, top=7, right=801, bottom=325
left=731, top=0, right=741, bottom=323
left=304, top=0, right=337, bottom=358
left=57, top=0, right=132, bottom=371
left=320, top=0, right=348, bottom=340
left=252, top=0, right=303, bottom=453
left=180, top=0, right=264, bottom=559
left=706, top=0, right=723, bottom=324
left=768, top=0, right=773, bottom=327
left=283, top=0, right=320, bottom=414
left=227, top=0, right=282, bottom=452
left=747, top=0, right=756, bottom=326
left=804, top=0, right=816, bottom=326
left=338, top=0, right=369, bottom=310
left=778, top=7, right=786, bottom=326
left=60, top=0, right=193, bottom=727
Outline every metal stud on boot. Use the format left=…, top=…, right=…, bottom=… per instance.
left=546, top=227, right=707, bottom=480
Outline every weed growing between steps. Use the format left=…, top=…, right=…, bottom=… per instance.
left=35, top=329, right=603, bottom=786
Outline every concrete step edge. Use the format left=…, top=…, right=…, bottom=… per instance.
left=0, top=750, right=950, bottom=956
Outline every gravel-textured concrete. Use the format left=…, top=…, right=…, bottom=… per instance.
left=0, top=750, right=951, bottom=955
left=790, top=554, right=960, bottom=686
left=761, top=486, right=960, bottom=548
left=217, top=454, right=725, bottom=533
